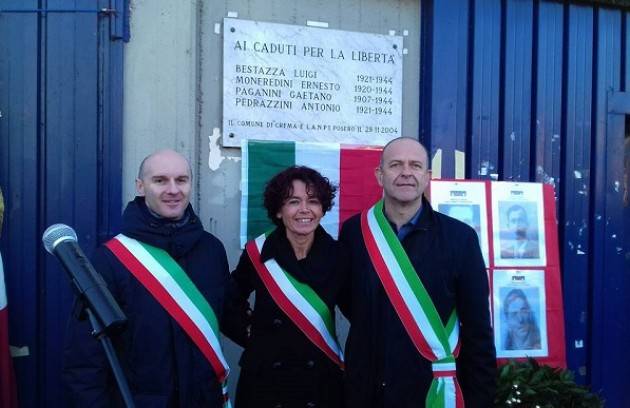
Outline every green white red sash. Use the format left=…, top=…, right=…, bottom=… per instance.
left=245, top=233, right=344, bottom=369
left=361, top=200, right=464, bottom=408
left=105, top=234, right=232, bottom=407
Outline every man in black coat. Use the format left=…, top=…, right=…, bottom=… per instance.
left=63, top=149, right=230, bottom=407
left=339, top=137, right=496, bottom=407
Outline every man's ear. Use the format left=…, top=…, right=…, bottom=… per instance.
left=135, top=178, right=145, bottom=196
left=375, top=166, right=384, bottom=187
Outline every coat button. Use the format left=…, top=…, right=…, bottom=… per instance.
left=306, top=360, right=315, bottom=368
left=272, top=361, right=282, bottom=369
left=273, top=318, right=283, bottom=327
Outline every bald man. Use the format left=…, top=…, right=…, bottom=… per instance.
left=63, top=150, right=231, bottom=407
left=339, top=137, right=496, bottom=407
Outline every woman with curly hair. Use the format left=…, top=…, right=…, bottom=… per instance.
left=223, top=166, right=345, bottom=408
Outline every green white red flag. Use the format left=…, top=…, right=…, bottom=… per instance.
left=240, top=139, right=383, bottom=246
left=1, top=251, right=18, bottom=408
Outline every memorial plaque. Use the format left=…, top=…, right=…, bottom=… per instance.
left=223, top=18, right=403, bottom=147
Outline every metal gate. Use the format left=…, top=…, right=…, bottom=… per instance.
left=0, top=1, right=125, bottom=406
left=590, top=89, right=630, bottom=404
left=420, top=0, right=630, bottom=404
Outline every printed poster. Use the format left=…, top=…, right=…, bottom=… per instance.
left=430, top=180, right=489, bottom=267
left=493, top=269, right=548, bottom=358
left=492, top=182, right=547, bottom=267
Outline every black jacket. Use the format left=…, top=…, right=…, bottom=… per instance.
left=339, top=198, right=496, bottom=408
left=223, top=226, right=344, bottom=408
left=63, top=197, right=230, bottom=407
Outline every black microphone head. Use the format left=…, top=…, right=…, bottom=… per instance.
left=42, top=223, right=78, bottom=254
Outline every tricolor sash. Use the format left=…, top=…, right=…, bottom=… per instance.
left=360, top=201, right=464, bottom=408
left=105, top=234, right=232, bottom=407
left=245, top=233, right=344, bottom=368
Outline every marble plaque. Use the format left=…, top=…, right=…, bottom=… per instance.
left=222, top=18, right=403, bottom=147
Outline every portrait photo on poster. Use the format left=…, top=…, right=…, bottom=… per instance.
left=493, top=269, right=548, bottom=358
left=492, top=182, right=546, bottom=267
left=438, top=204, right=481, bottom=235
left=430, top=180, right=489, bottom=267
left=499, top=201, right=540, bottom=258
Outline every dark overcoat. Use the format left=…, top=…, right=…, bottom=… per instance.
left=223, top=226, right=344, bottom=408
left=63, top=197, right=230, bottom=408
left=339, top=197, right=496, bottom=408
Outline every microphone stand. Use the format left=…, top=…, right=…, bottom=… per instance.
left=78, top=303, right=136, bottom=408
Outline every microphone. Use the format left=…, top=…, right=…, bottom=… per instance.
left=42, top=224, right=126, bottom=334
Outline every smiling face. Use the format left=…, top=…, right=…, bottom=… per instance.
left=276, top=180, right=324, bottom=241
left=376, top=138, right=431, bottom=207
left=136, top=150, right=192, bottom=220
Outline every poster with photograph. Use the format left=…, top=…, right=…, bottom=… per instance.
left=493, top=269, right=548, bottom=358
left=492, top=182, right=546, bottom=267
left=430, top=180, right=489, bottom=266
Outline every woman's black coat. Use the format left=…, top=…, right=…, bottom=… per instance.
left=223, top=226, right=345, bottom=408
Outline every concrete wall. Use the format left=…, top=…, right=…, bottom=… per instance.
left=123, top=0, right=421, bottom=392
left=123, top=0, right=201, bottom=199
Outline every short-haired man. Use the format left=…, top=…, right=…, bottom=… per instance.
left=63, top=149, right=230, bottom=407
left=500, top=204, right=539, bottom=259
left=339, top=137, right=496, bottom=407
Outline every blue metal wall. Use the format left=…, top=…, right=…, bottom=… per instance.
left=422, top=0, right=630, bottom=405
left=0, top=0, right=124, bottom=406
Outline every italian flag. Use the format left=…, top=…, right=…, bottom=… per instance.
left=240, top=140, right=384, bottom=246
left=0, top=251, right=18, bottom=408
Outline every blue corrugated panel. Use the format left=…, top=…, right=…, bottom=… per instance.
left=0, top=0, right=123, bottom=405
left=535, top=1, right=563, bottom=188
left=427, top=0, right=469, bottom=178
left=502, top=0, right=534, bottom=181
left=471, top=0, right=501, bottom=180
left=41, top=6, right=101, bottom=404
left=591, top=8, right=628, bottom=404
left=0, top=2, right=41, bottom=407
left=600, top=94, right=630, bottom=405
left=561, top=3, right=594, bottom=384
left=591, top=4, right=627, bottom=396
left=100, top=2, right=124, bottom=242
